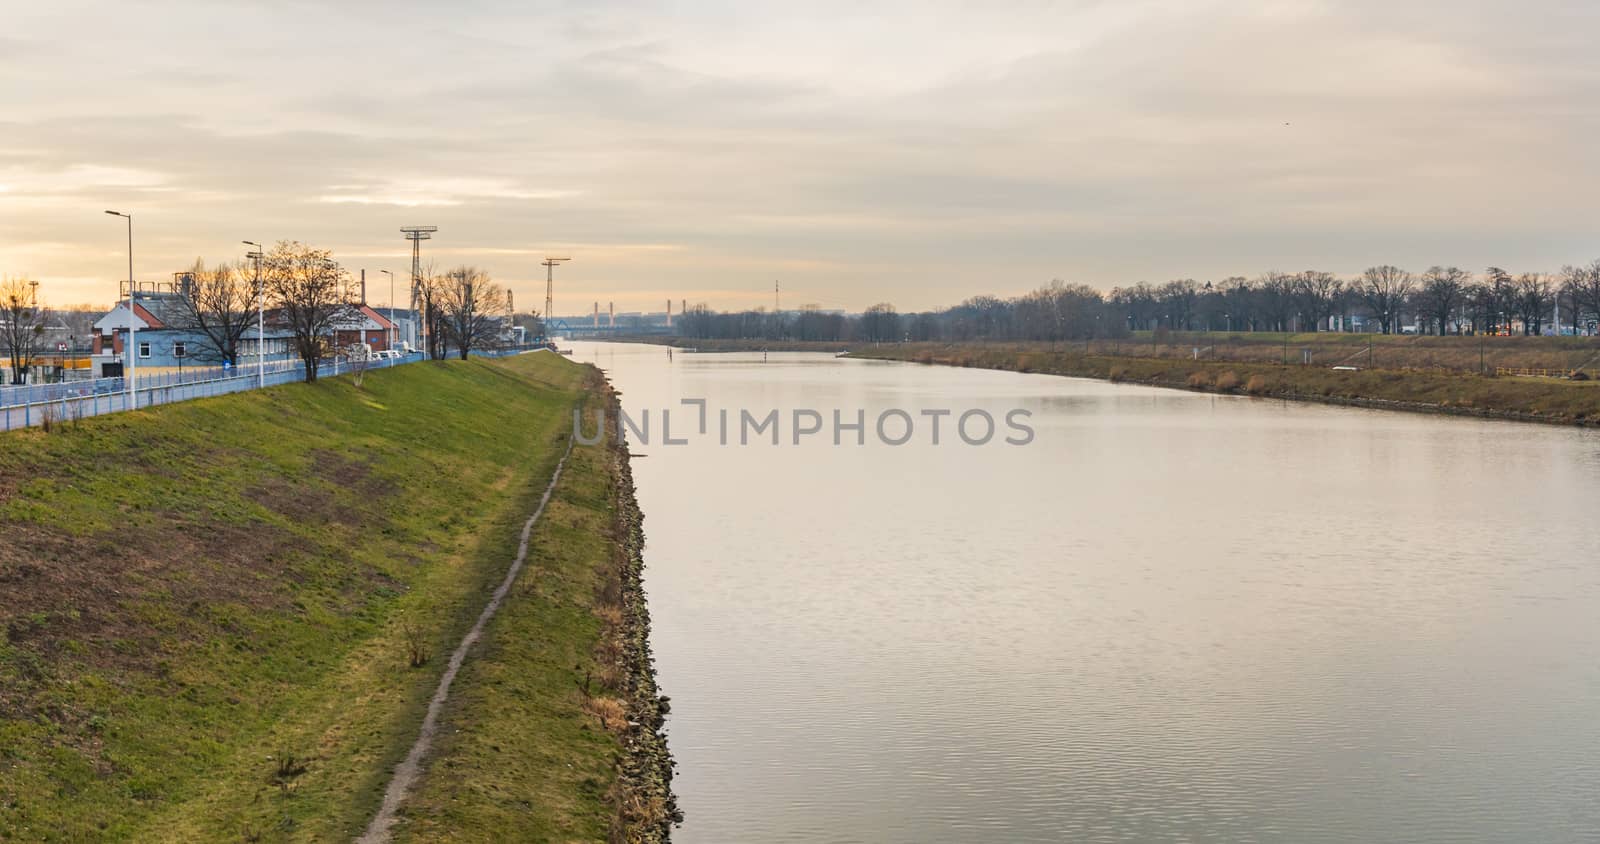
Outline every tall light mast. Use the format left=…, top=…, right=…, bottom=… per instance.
left=401, top=226, right=437, bottom=353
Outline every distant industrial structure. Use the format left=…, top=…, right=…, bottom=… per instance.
left=558, top=307, right=675, bottom=337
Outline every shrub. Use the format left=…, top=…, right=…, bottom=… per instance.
left=1245, top=375, right=1271, bottom=395
left=1108, top=366, right=1127, bottom=383
left=1215, top=371, right=1241, bottom=391
left=401, top=622, right=430, bottom=668
left=1186, top=371, right=1211, bottom=388
left=582, top=695, right=629, bottom=732
left=269, top=751, right=309, bottom=795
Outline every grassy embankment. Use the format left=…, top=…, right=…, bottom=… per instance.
left=852, top=342, right=1600, bottom=426
left=1, top=353, right=672, bottom=841
left=598, top=333, right=1600, bottom=424
left=1085, top=330, right=1600, bottom=374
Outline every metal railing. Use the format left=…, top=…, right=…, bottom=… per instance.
left=1494, top=366, right=1592, bottom=379
left=2, top=346, right=538, bottom=433
left=0, top=359, right=306, bottom=409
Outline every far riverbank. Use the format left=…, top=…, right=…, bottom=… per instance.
left=600, top=336, right=1600, bottom=427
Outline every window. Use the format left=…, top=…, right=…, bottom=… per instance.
left=139, top=342, right=151, bottom=359
left=173, top=341, right=187, bottom=358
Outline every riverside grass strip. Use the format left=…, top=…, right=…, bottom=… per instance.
left=0, top=353, right=645, bottom=841
left=391, top=384, right=678, bottom=844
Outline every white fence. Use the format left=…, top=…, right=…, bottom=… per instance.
left=2, top=347, right=533, bottom=433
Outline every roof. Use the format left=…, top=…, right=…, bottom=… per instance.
left=132, top=301, right=168, bottom=329
left=358, top=304, right=396, bottom=330
left=93, top=297, right=179, bottom=332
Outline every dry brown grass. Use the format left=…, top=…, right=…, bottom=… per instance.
left=1245, top=374, right=1271, bottom=395
left=1186, top=371, right=1212, bottom=388
left=582, top=695, right=629, bottom=732
left=1215, top=371, right=1241, bottom=391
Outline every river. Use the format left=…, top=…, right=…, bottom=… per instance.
left=570, top=341, right=1600, bottom=844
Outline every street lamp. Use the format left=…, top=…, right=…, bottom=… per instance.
left=105, top=210, right=135, bottom=408
left=243, top=241, right=265, bottom=388
left=379, top=269, right=395, bottom=351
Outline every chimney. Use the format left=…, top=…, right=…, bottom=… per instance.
left=609, top=301, right=614, bottom=327
left=360, top=269, right=367, bottom=304
left=666, top=299, right=672, bottom=328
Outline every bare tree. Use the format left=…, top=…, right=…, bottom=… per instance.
left=1, top=277, right=46, bottom=385
left=262, top=241, right=352, bottom=383
left=859, top=303, right=901, bottom=342
left=1256, top=272, right=1296, bottom=331
left=1217, top=277, right=1253, bottom=331
left=1360, top=266, right=1414, bottom=334
left=1295, top=271, right=1342, bottom=331
left=1484, top=267, right=1517, bottom=333
left=1514, top=272, right=1555, bottom=335
left=1561, top=261, right=1600, bottom=333
left=436, top=266, right=509, bottom=360
left=174, top=259, right=256, bottom=365
left=1416, top=266, right=1469, bottom=335
left=512, top=310, right=545, bottom=343
left=414, top=263, right=451, bottom=361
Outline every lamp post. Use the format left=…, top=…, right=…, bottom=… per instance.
left=380, top=269, right=395, bottom=351
left=105, top=210, right=135, bottom=408
left=243, top=241, right=265, bottom=388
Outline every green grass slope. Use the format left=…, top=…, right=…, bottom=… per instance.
left=0, top=353, right=609, bottom=841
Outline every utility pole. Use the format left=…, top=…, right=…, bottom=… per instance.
left=380, top=269, right=395, bottom=351
left=541, top=257, right=571, bottom=336
left=105, top=210, right=135, bottom=407
left=244, top=241, right=265, bottom=387
left=401, top=226, right=437, bottom=354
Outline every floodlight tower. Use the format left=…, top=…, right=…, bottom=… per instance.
left=541, top=257, right=571, bottom=329
left=401, top=226, right=437, bottom=351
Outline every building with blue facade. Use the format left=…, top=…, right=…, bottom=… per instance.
left=92, top=289, right=298, bottom=376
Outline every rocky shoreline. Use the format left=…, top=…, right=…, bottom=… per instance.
left=607, top=388, right=682, bottom=842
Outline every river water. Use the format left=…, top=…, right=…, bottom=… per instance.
left=571, top=341, right=1600, bottom=844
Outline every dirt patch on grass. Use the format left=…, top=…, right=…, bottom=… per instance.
left=0, top=518, right=295, bottom=679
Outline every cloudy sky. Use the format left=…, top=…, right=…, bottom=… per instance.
left=2, top=0, right=1598, bottom=313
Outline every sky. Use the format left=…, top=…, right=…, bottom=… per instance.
left=2, top=0, right=1598, bottom=314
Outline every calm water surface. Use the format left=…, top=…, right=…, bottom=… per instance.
left=572, top=341, right=1600, bottom=844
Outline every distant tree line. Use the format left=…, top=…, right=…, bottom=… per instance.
left=678, top=263, right=1600, bottom=343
